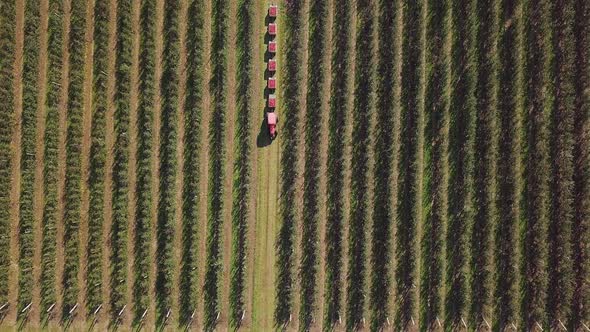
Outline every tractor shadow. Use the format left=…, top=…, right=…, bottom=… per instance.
left=257, top=15, right=276, bottom=149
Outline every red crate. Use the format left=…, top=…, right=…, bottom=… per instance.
left=268, top=41, right=277, bottom=53
left=268, top=77, right=276, bottom=90
left=269, top=5, right=278, bottom=18
left=268, top=94, right=276, bottom=108
left=268, top=23, right=277, bottom=36
left=268, top=59, right=277, bottom=72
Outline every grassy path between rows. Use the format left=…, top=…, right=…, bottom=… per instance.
left=250, top=1, right=279, bottom=330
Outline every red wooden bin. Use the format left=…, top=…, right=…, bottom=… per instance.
left=268, top=77, right=276, bottom=90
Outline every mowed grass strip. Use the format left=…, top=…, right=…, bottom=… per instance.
left=86, top=0, right=109, bottom=317
left=299, top=0, right=327, bottom=329
left=419, top=0, right=447, bottom=329
left=179, top=0, right=204, bottom=327
left=275, top=0, right=304, bottom=327
left=324, top=0, right=351, bottom=328
left=40, top=0, right=64, bottom=320
left=17, top=0, right=41, bottom=319
left=547, top=0, right=576, bottom=327
left=370, top=0, right=395, bottom=329
left=204, top=0, right=227, bottom=329
left=570, top=0, right=589, bottom=329
left=133, top=0, right=156, bottom=325
left=229, top=0, right=251, bottom=327
left=445, top=0, right=475, bottom=329
left=470, top=0, right=497, bottom=327
left=156, top=0, right=180, bottom=325
left=62, top=0, right=87, bottom=318
left=0, top=0, right=16, bottom=307
left=346, top=0, right=373, bottom=329
left=520, top=0, right=552, bottom=329
left=111, top=0, right=133, bottom=321
left=494, top=0, right=519, bottom=329
left=395, top=0, right=422, bottom=329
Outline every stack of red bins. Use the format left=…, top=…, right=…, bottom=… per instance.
left=267, top=4, right=277, bottom=110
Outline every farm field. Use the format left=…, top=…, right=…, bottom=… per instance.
left=0, top=0, right=588, bottom=331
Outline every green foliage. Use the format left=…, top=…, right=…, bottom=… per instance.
left=229, top=0, right=250, bottom=328
left=40, top=0, right=63, bottom=320
left=111, top=0, right=132, bottom=321
left=570, top=0, right=590, bottom=329
left=370, top=0, right=395, bottom=330
left=299, top=0, right=327, bottom=330
left=17, top=0, right=41, bottom=319
left=419, top=0, right=447, bottom=329
left=204, top=0, right=227, bottom=329
left=520, top=0, right=552, bottom=329
left=546, top=0, right=575, bottom=327
left=324, top=0, right=352, bottom=330
left=324, top=0, right=351, bottom=328
left=275, top=0, right=303, bottom=327
left=445, top=0, right=475, bottom=329
left=86, top=0, right=108, bottom=317
left=179, top=0, right=203, bottom=327
left=156, top=0, right=180, bottom=325
left=494, top=0, right=519, bottom=329
left=0, top=0, right=16, bottom=306
left=133, top=0, right=156, bottom=325
left=62, top=0, right=87, bottom=318
left=395, top=0, right=422, bottom=329
left=346, top=0, right=373, bottom=329
left=470, top=0, right=497, bottom=328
